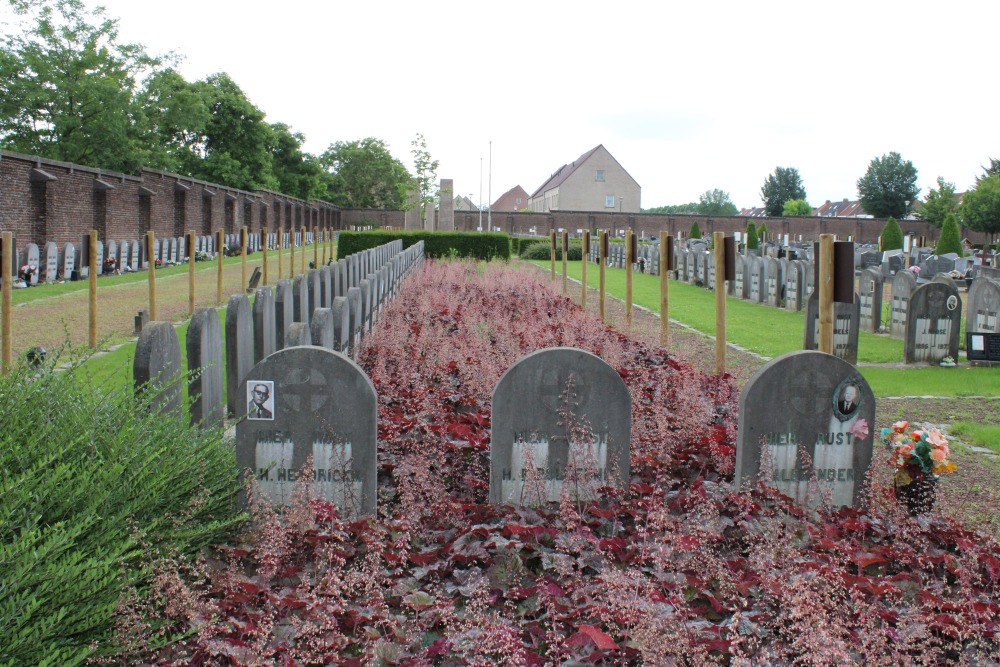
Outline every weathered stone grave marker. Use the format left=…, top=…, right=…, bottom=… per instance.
left=285, top=322, right=312, bottom=347
left=785, top=260, right=804, bottom=311
left=310, top=307, right=335, bottom=349
left=858, top=267, right=884, bottom=333
left=187, top=307, right=224, bottom=427
left=905, top=282, right=961, bottom=364
left=274, top=279, right=294, bottom=349
left=236, top=346, right=377, bottom=515
left=253, top=286, right=277, bottom=364
left=804, top=292, right=860, bottom=365
left=967, top=278, right=1000, bottom=335
left=43, top=242, right=58, bottom=282
left=226, top=294, right=254, bottom=416
left=133, top=321, right=182, bottom=416
left=490, top=347, right=631, bottom=505
left=890, top=269, right=917, bottom=339
left=736, top=350, right=875, bottom=508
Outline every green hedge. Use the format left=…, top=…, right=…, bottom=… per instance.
left=516, top=238, right=549, bottom=257
left=521, top=242, right=583, bottom=261
left=337, top=230, right=510, bottom=261
left=0, top=356, right=243, bottom=666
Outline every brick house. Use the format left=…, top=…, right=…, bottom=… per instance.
left=491, top=185, right=530, bottom=212
left=528, top=145, right=640, bottom=213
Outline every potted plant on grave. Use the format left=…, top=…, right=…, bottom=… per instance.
left=18, top=263, right=37, bottom=285
left=882, top=421, right=956, bottom=514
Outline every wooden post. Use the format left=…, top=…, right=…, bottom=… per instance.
left=262, top=225, right=269, bottom=285
left=625, top=230, right=634, bottom=328
left=599, top=230, right=608, bottom=322
left=187, top=230, right=196, bottom=316
left=1, top=232, right=12, bottom=374
left=819, top=233, right=835, bottom=354
left=217, top=229, right=224, bottom=306
left=313, top=225, right=319, bottom=269
left=659, top=231, right=669, bottom=347
left=88, top=230, right=97, bottom=348
left=550, top=230, right=556, bottom=280
left=714, top=231, right=726, bottom=374
left=147, top=231, right=157, bottom=321
left=581, top=230, right=589, bottom=310
left=290, top=223, right=296, bottom=278
left=561, top=230, right=568, bottom=294
left=278, top=225, right=284, bottom=280
left=241, top=225, right=248, bottom=291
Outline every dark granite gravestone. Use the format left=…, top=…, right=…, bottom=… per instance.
left=292, top=274, right=310, bottom=327
left=748, top=256, right=764, bottom=303
left=890, top=270, right=917, bottom=338
left=859, top=251, right=882, bottom=271
left=736, top=350, right=875, bottom=508
left=252, top=286, right=277, bottom=364
left=803, top=292, right=860, bottom=365
left=187, top=308, right=224, bottom=427
left=61, top=243, right=75, bottom=279
left=765, top=257, right=783, bottom=307
left=226, top=294, right=255, bottom=417
left=43, top=242, right=58, bottom=282
left=347, top=286, right=362, bottom=357
left=310, top=308, right=335, bottom=349
left=274, top=280, right=294, bottom=350
left=490, top=347, right=631, bottom=505
left=133, top=321, right=183, bottom=417
left=785, top=261, right=805, bottom=311
left=236, top=346, right=377, bottom=516
left=904, top=282, right=962, bottom=364
left=246, top=266, right=262, bottom=292
left=319, top=265, right=333, bottom=308
left=966, top=277, right=1000, bottom=334
left=331, top=296, right=350, bottom=353
left=733, top=254, right=747, bottom=298
left=858, top=268, right=884, bottom=333
left=134, top=309, right=149, bottom=335
left=920, top=255, right=957, bottom=279
left=285, top=322, right=312, bottom=348
left=883, top=251, right=904, bottom=276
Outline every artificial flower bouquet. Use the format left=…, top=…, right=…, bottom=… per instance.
left=883, top=421, right=957, bottom=513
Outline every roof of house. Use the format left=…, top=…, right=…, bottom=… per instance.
left=530, top=146, right=603, bottom=198
left=815, top=199, right=866, bottom=217
left=492, top=185, right=529, bottom=209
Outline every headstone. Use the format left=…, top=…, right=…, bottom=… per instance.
left=932, top=273, right=959, bottom=292
left=966, top=278, right=1000, bottom=335
left=178, top=236, right=186, bottom=261
left=130, top=240, right=140, bottom=271
left=735, top=350, right=875, bottom=508
left=133, top=308, right=149, bottom=336
left=319, top=265, right=333, bottom=308
left=346, top=286, right=362, bottom=358
left=920, top=255, right=957, bottom=279
left=106, top=240, right=117, bottom=270
left=61, top=243, right=75, bottom=280
left=858, top=268, right=884, bottom=333
left=133, top=321, right=183, bottom=417
left=748, top=257, right=764, bottom=303
left=95, top=240, right=104, bottom=275
left=187, top=307, right=224, bottom=427
left=803, top=261, right=815, bottom=298
left=765, top=257, right=783, bottom=307
left=889, top=270, right=917, bottom=338
left=784, top=261, right=804, bottom=312
left=733, top=254, right=747, bottom=299
left=169, top=238, right=178, bottom=264
left=331, top=296, right=350, bottom=353
left=292, top=274, right=310, bottom=327
left=236, top=346, right=377, bottom=516
left=43, top=242, right=58, bottom=282
left=883, top=250, right=904, bottom=276
left=285, top=322, right=312, bottom=347
left=118, top=240, right=129, bottom=270
left=490, top=347, right=631, bottom=505
left=274, top=279, right=294, bottom=349
left=252, top=286, right=277, bottom=363
left=359, top=279, right=372, bottom=331
left=859, top=250, right=882, bottom=271
left=310, top=308, right=335, bottom=349
left=308, top=269, right=321, bottom=318
left=226, top=294, right=255, bottom=417
left=803, top=292, right=860, bottom=365
left=247, top=266, right=262, bottom=292
left=24, top=243, right=40, bottom=285
left=904, top=282, right=961, bottom=364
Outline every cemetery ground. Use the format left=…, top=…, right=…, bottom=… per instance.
left=4, top=255, right=1000, bottom=664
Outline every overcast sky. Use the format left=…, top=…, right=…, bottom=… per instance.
left=14, top=0, right=1000, bottom=209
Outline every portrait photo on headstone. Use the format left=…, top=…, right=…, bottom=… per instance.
left=247, top=380, right=275, bottom=420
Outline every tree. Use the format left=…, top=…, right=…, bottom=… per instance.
left=745, top=221, right=759, bottom=249
left=689, top=221, right=702, bottom=239
left=696, top=189, right=738, bottom=216
left=269, top=123, right=326, bottom=201
left=643, top=203, right=698, bottom=214
left=856, top=152, right=920, bottom=219
left=760, top=167, right=806, bottom=216
left=978, top=158, right=1000, bottom=182
left=132, top=67, right=211, bottom=174
left=916, top=177, right=958, bottom=228
left=410, top=133, right=438, bottom=220
left=319, top=137, right=411, bottom=209
left=0, top=0, right=160, bottom=172
left=782, top=198, right=812, bottom=216
left=757, top=223, right=768, bottom=244
left=960, top=174, right=1000, bottom=242
left=935, top=213, right=963, bottom=256
left=880, top=217, right=903, bottom=251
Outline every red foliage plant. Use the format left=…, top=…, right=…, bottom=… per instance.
left=114, top=261, right=1000, bottom=666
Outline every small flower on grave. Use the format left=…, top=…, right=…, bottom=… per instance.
left=18, top=263, right=37, bottom=283
left=909, top=265, right=921, bottom=274
left=882, top=421, right=956, bottom=488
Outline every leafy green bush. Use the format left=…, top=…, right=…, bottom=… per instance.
left=757, top=223, right=768, bottom=243
left=745, top=221, right=759, bottom=249
left=935, top=213, right=964, bottom=256
left=517, top=238, right=549, bottom=257
left=0, top=356, right=243, bottom=666
left=880, top=216, right=904, bottom=251
left=520, top=241, right=582, bottom=261
left=337, top=230, right=510, bottom=261
left=690, top=221, right=702, bottom=239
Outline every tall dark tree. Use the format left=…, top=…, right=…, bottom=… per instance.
left=760, top=167, right=806, bottom=216
left=320, top=137, right=411, bottom=209
left=857, top=152, right=920, bottom=219
left=132, top=67, right=211, bottom=174
left=916, top=177, right=958, bottom=229
left=269, top=123, right=326, bottom=201
left=696, top=188, right=738, bottom=216
left=960, top=174, right=1000, bottom=243
left=935, top=213, right=964, bottom=257
left=0, top=0, right=159, bottom=172
left=880, top=217, right=904, bottom=251
left=978, top=158, right=1000, bottom=182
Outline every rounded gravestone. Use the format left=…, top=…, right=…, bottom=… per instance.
left=347, top=286, right=362, bottom=357
left=253, top=286, right=277, bottom=363
left=858, top=267, right=884, bottom=333
left=890, top=270, right=917, bottom=338
left=226, top=294, right=254, bottom=417
left=331, top=296, right=350, bottom=353
left=490, top=347, right=631, bottom=506
left=736, top=350, right=875, bottom=508
left=274, top=279, right=294, bottom=349
left=292, top=274, right=310, bottom=327
left=904, top=282, right=962, bottom=364
left=967, top=277, right=1000, bottom=334
left=133, top=321, right=182, bottom=417
left=186, top=307, right=224, bottom=427
left=285, top=321, right=312, bottom=348
left=311, top=307, right=335, bottom=349
left=319, top=265, right=333, bottom=308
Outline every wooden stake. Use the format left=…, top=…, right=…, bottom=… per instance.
left=241, top=225, right=248, bottom=291
left=659, top=231, right=669, bottom=347
left=1, top=232, right=12, bottom=374
left=561, top=230, right=568, bottom=294
left=581, top=230, right=589, bottom=310
left=147, top=231, right=157, bottom=320
left=88, top=230, right=97, bottom=348
left=217, top=229, right=224, bottom=306
left=599, top=230, right=607, bottom=322
left=187, top=230, right=196, bottom=316
left=714, top=231, right=726, bottom=374
left=819, top=233, right=835, bottom=354
left=262, top=225, right=269, bottom=285
left=625, top=230, right=633, bottom=328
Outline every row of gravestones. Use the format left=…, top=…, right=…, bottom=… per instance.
left=133, top=239, right=420, bottom=427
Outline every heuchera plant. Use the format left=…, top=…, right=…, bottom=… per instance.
left=108, top=261, right=1000, bottom=666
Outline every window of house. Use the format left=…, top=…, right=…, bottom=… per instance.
left=606, top=195, right=615, bottom=208
left=596, top=170, right=605, bottom=181
left=516, top=197, right=522, bottom=204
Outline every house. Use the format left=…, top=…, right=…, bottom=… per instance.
left=815, top=199, right=869, bottom=218
left=491, top=185, right=530, bottom=212
left=738, top=207, right=769, bottom=218
left=528, top=145, right=640, bottom=213
left=454, top=195, right=478, bottom=211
